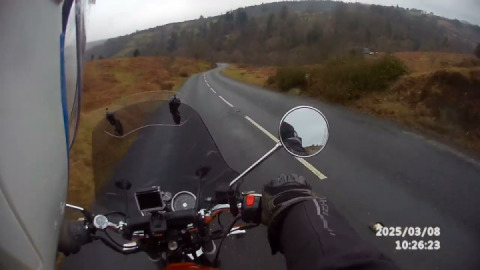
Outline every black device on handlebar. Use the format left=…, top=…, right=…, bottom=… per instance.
left=135, top=186, right=166, bottom=215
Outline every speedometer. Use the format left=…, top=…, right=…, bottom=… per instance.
left=171, top=191, right=197, bottom=211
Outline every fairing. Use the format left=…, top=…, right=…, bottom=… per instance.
left=91, top=92, right=239, bottom=218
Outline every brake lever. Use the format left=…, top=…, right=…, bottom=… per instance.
left=227, top=229, right=246, bottom=237
left=96, top=235, right=140, bottom=255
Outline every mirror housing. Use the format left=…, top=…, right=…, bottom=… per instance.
left=279, top=106, right=329, bottom=158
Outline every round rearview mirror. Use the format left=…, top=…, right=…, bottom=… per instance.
left=279, top=106, right=329, bottom=158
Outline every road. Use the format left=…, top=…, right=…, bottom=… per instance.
left=62, top=64, right=480, bottom=270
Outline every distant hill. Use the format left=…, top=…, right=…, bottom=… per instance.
left=87, top=1, right=480, bottom=65
left=86, top=39, right=106, bottom=51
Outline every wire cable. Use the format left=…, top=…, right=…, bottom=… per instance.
left=213, top=216, right=241, bottom=267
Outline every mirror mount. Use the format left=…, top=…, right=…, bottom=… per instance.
left=228, top=105, right=329, bottom=192
left=66, top=203, right=84, bottom=212
left=65, top=203, right=94, bottom=223
left=229, top=142, right=282, bottom=189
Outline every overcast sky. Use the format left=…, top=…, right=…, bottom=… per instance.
left=85, top=0, right=480, bottom=41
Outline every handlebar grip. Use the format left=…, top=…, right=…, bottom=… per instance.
left=58, top=220, right=91, bottom=256
left=163, top=209, right=197, bottom=228
left=124, top=215, right=151, bottom=239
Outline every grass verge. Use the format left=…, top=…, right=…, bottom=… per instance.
left=68, top=57, right=212, bottom=209
left=221, top=53, right=480, bottom=157
left=221, top=64, right=276, bottom=88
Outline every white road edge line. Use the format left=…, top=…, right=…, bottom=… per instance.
left=219, top=96, right=234, bottom=108
left=204, top=73, right=215, bottom=93
left=244, top=116, right=327, bottom=180
left=295, top=157, right=328, bottom=180
left=244, top=116, right=279, bottom=143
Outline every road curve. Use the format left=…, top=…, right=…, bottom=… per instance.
left=62, top=64, right=480, bottom=270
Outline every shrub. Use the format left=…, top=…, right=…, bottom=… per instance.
left=311, top=55, right=407, bottom=102
left=455, top=58, right=480, bottom=68
left=474, top=43, right=480, bottom=59
left=266, top=75, right=276, bottom=85
left=133, top=49, right=140, bottom=57
left=274, top=66, right=307, bottom=91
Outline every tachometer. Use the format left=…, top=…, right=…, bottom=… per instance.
left=171, top=191, right=196, bottom=211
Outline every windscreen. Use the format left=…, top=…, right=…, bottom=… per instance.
left=91, top=92, right=238, bottom=216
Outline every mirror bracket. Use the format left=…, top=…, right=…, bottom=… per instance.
left=66, top=203, right=84, bottom=212
left=65, top=203, right=94, bottom=223
left=229, top=142, right=282, bottom=188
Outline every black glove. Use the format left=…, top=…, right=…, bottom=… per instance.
left=261, top=174, right=317, bottom=254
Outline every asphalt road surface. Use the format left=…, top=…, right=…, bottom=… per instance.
left=62, top=64, right=480, bottom=270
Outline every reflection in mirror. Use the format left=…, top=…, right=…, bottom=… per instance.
left=279, top=106, right=329, bottom=157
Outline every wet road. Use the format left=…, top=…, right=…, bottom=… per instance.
left=62, top=64, right=480, bottom=270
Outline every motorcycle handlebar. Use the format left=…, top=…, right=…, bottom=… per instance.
left=163, top=209, right=197, bottom=228
left=59, top=199, right=261, bottom=256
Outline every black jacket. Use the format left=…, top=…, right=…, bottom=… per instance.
left=279, top=199, right=399, bottom=270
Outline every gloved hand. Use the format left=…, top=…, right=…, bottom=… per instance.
left=261, top=173, right=317, bottom=254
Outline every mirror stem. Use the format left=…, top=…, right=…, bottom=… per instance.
left=229, top=142, right=282, bottom=188
left=66, top=203, right=84, bottom=211
left=66, top=203, right=94, bottom=223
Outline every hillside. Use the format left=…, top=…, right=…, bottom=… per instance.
left=87, top=1, right=480, bottom=65
left=86, top=39, right=106, bottom=51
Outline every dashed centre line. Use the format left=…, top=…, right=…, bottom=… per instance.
left=204, top=73, right=217, bottom=93
left=203, top=72, right=327, bottom=180
left=219, top=96, right=234, bottom=108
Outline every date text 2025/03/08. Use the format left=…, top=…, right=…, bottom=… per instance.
left=375, top=226, right=441, bottom=251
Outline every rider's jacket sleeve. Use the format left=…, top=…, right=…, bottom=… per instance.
left=279, top=199, right=400, bottom=270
